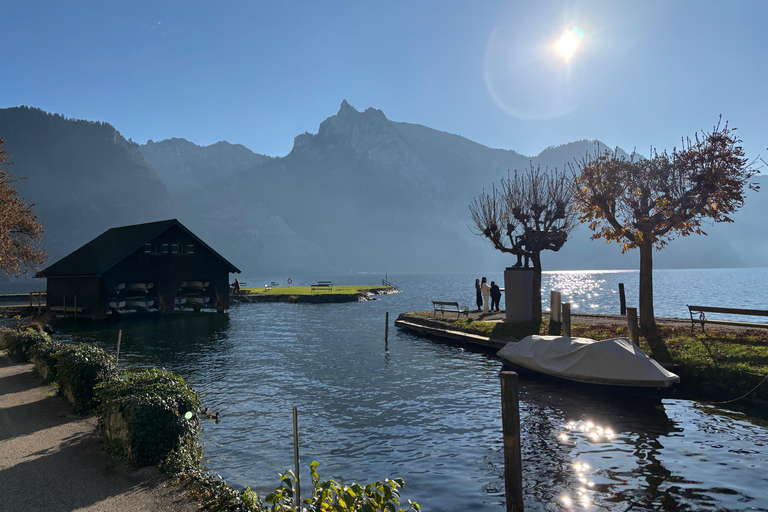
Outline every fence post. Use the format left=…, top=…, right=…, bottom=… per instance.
left=562, top=303, right=571, bottom=338
left=619, top=283, right=626, bottom=316
left=501, top=371, right=524, bottom=512
left=627, top=307, right=639, bottom=345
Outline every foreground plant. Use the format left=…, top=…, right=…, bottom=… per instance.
left=265, top=461, right=420, bottom=512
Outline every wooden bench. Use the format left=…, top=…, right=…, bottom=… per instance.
left=432, top=300, right=469, bottom=318
left=312, top=281, right=333, bottom=291
left=687, top=305, right=768, bottom=332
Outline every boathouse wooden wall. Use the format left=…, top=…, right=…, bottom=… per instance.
left=101, top=224, right=231, bottom=314
left=46, top=276, right=105, bottom=318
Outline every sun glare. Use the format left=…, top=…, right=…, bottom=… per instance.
left=555, top=27, right=584, bottom=62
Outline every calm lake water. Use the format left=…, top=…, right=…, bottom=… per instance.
left=54, top=269, right=768, bottom=511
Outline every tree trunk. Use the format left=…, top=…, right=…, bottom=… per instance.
left=531, top=252, right=543, bottom=324
left=638, top=241, right=656, bottom=330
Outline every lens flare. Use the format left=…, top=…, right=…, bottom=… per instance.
left=555, top=27, right=584, bottom=62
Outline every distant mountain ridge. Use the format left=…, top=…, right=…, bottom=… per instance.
left=0, top=102, right=764, bottom=278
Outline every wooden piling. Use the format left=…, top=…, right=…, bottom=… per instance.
left=116, top=330, right=122, bottom=367
left=293, top=406, right=301, bottom=507
left=627, top=307, right=639, bottom=345
left=619, top=283, right=626, bottom=316
left=501, top=371, right=524, bottom=512
left=385, top=312, right=389, bottom=342
left=562, top=303, right=571, bottom=337
left=63, top=295, right=66, bottom=317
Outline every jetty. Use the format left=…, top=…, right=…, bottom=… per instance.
left=232, top=285, right=398, bottom=304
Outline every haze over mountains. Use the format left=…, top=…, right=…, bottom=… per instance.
left=0, top=103, right=765, bottom=279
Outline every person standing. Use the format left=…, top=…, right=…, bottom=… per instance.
left=475, top=278, right=483, bottom=311
left=490, top=280, right=501, bottom=312
left=481, top=277, right=490, bottom=314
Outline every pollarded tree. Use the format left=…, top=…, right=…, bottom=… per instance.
left=570, top=119, right=760, bottom=330
left=0, top=138, right=45, bottom=276
left=469, top=165, right=578, bottom=323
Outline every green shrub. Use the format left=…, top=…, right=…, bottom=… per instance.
left=56, top=343, right=119, bottom=414
left=30, top=338, right=65, bottom=383
left=96, top=368, right=201, bottom=467
left=3, top=328, right=51, bottom=363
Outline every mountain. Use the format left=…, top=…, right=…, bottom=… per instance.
left=0, top=107, right=173, bottom=263
left=2, top=103, right=763, bottom=280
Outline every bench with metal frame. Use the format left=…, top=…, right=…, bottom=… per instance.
left=432, top=300, right=469, bottom=318
left=311, top=281, right=333, bottom=291
left=687, top=305, right=768, bottom=332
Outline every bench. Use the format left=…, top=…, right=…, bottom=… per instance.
left=687, top=305, right=768, bottom=332
left=432, top=301, right=469, bottom=318
left=312, top=281, right=333, bottom=291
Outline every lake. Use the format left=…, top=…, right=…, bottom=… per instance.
left=54, top=269, right=768, bottom=511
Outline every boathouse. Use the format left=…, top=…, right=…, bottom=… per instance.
left=36, top=219, right=241, bottom=319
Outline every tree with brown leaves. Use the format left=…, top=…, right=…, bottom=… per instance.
left=469, top=165, right=578, bottom=323
left=0, top=138, right=45, bottom=276
left=570, top=119, right=760, bottom=330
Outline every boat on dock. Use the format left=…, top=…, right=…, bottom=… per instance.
left=497, top=335, right=679, bottom=395
left=123, top=297, right=155, bottom=308
left=115, top=282, right=154, bottom=292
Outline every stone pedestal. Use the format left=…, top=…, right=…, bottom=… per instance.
left=504, top=267, right=533, bottom=322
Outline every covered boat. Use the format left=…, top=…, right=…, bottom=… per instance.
left=497, top=335, right=679, bottom=391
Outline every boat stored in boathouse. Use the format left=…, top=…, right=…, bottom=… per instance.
left=36, top=219, right=241, bottom=319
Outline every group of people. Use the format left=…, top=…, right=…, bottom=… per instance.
left=475, top=277, right=501, bottom=313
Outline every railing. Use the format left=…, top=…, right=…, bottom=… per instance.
left=382, top=278, right=399, bottom=291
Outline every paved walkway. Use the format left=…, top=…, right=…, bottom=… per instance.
left=0, top=351, right=202, bottom=512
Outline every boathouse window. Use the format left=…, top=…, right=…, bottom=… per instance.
left=145, top=243, right=151, bottom=254
left=177, top=244, right=193, bottom=255
left=188, top=244, right=194, bottom=254
left=162, top=243, right=169, bottom=254
left=145, top=243, right=165, bottom=255
left=171, top=243, right=179, bottom=254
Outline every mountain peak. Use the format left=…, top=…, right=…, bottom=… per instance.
left=338, top=99, right=358, bottom=116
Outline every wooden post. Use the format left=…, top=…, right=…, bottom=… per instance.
left=501, top=371, right=524, bottom=512
left=29, top=292, right=32, bottom=309
left=627, top=307, right=639, bottom=345
left=548, top=291, right=562, bottom=335
left=385, top=312, right=389, bottom=342
left=116, top=330, right=122, bottom=366
left=63, top=295, right=66, bottom=317
left=619, top=283, right=626, bottom=316
left=562, top=303, right=571, bottom=338
left=293, top=406, right=301, bottom=508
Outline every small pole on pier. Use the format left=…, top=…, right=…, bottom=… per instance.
left=501, top=371, right=524, bottom=512
left=293, top=406, right=301, bottom=508
left=626, top=307, right=639, bottom=345
left=385, top=312, right=389, bottom=343
left=116, top=330, right=122, bottom=367
left=619, top=283, right=627, bottom=316
left=548, top=291, right=562, bottom=335
left=562, top=303, right=571, bottom=337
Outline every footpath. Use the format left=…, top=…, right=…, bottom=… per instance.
left=0, top=350, right=202, bottom=512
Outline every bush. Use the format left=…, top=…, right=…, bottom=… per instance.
left=30, top=338, right=65, bottom=383
left=3, top=328, right=51, bottom=363
left=56, top=343, right=119, bottom=414
left=96, top=368, right=201, bottom=467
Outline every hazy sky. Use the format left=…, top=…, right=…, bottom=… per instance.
left=3, top=1, right=767, bottom=164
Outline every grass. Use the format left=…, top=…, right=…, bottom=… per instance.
left=241, top=285, right=393, bottom=296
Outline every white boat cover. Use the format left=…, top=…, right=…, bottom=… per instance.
left=497, top=335, right=680, bottom=388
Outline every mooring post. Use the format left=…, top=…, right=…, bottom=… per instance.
left=293, top=406, right=301, bottom=508
left=501, top=371, right=524, bottom=512
left=562, top=303, right=571, bottom=337
left=116, top=330, right=122, bottom=367
left=619, top=283, right=626, bottom=316
left=627, top=307, right=639, bottom=345
left=385, top=312, right=389, bottom=342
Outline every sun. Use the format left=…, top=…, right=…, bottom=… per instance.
left=555, top=27, right=584, bottom=62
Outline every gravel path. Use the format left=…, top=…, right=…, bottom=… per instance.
left=0, top=351, right=202, bottom=512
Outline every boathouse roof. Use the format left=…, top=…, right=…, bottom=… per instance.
left=37, top=219, right=241, bottom=277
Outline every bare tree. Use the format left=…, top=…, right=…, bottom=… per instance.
left=469, top=165, right=578, bottom=323
left=0, top=138, right=45, bottom=276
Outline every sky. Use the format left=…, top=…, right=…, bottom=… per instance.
left=3, top=1, right=767, bottom=164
